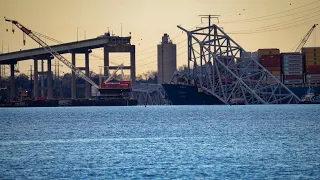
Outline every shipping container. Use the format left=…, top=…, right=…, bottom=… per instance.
left=267, top=76, right=281, bottom=84
left=282, top=53, right=303, bottom=60
left=252, top=51, right=259, bottom=59
left=305, top=58, right=320, bottom=62
left=306, top=61, right=320, bottom=66
left=265, top=67, right=281, bottom=71
left=284, top=79, right=304, bottom=84
left=304, top=56, right=320, bottom=61
left=306, top=77, right=320, bottom=81
left=260, top=54, right=281, bottom=59
left=284, top=75, right=303, bottom=79
left=306, top=70, right=320, bottom=74
left=283, top=59, right=303, bottom=63
left=306, top=65, right=320, bottom=70
left=302, top=47, right=320, bottom=53
left=261, top=63, right=281, bottom=68
left=268, top=75, right=281, bottom=80
left=270, top=71, right=281, bottom=75
left=258, top=49, right=280, bottom=57
left=283, top=67, right=303, bottom=71
left=241, top=52, right=252, bottom=58
left=283, top=63, right=303, bottom=67
left=306, top=74, right=320, bottom=78
left=305, top=79, right=320, bottom=84
left=303, top=51, right=320, bottom=56
left=284, top=71, right=303, bottom=75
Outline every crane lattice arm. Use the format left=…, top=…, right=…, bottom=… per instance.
left=4, top=17, right=99, bottom=89
left=104, top=64, right=124, bottom=83
left=295, top=24, right=318, bottom=52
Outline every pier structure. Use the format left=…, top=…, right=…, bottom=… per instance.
left=33, top=55, right=53, bottom=99
left=0, top=35, right=135, bottom=100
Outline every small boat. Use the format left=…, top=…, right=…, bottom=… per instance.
left=300, top=88, right=320, bottom=104
left=230, top=98, right=246, bottom=105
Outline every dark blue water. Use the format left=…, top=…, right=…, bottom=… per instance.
left=0, top=105, right=320, bottom=179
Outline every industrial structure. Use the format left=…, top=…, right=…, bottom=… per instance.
left=170, top=15, right=301, bottom=105
left=1, top=16, right=320, bottom=106
left=0, top=18, right=136, bottom=104
left=157, top=34, right=176, bottom=84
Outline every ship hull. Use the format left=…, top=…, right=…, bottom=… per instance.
left=162, top=84, right=320, bottom=105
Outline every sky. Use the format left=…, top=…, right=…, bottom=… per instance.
left=0, top=0, right=320, bottom=77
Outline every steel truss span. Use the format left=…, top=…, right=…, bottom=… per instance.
left=132, top=84, right=171, bottom=105
left=173, top=24, right=301, bottom=105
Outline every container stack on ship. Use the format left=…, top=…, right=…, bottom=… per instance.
left=258, top=49, right=281, bottom=84
left=282, top=53, right=304, bottom=87
left=303, top=47, right=320, bottom=86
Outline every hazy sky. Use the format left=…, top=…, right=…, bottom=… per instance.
left=0, top=0, right=319, bottom=76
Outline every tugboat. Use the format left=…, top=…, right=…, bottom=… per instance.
left=300, top=88, right=320, bottom=104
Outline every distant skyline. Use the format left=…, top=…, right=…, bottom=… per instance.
left=0, top=0, right=320, bottom=76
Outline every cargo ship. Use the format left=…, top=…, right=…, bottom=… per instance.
left=162, top=84, right=224, bottom=105
left=162, top=47, right=320, bottom=105
left=162, top=84, right=320, bottom=105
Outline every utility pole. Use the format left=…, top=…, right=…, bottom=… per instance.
left=58, top=60, right=60, bottom=79
left=53, top=60, right=63, bottom=98
left=77, top=27, right=79, bottom=41
left=121, top=23, right=122, bottom=37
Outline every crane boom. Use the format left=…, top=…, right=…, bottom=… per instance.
left=4, top=17, right=99, bottom=89
left=104, top=64, right=124, bottom=83
left=295, top=24, right=318, bottom=52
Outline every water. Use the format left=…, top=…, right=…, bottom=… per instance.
left=0, top=105, right=320, bottom=179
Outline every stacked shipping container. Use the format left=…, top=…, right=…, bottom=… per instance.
left=258, top=49, right=281, bottom=84
left=282, top=53, right=304, bottom=86
left=302, top=47, right=320, bottom=85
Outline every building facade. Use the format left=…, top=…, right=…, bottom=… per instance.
left=157, top=34, right=177, bottom=84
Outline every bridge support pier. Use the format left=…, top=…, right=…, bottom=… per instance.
left=130, top=46, right=136, bottom=84
left=10, top=63, right=15, bottom=101
left=104, top=45, right=109, bottom=77
left=71, top=53, right=76, bottom=99
left=71, top=50, right=91, bottom=99
left=47, top=59, right=52, bottom=99
left=103, top=45, right=136, bottom=83
left=85, top=51, right=90, bottom=99
left=41, top=60, right=45, bottom=97
left=34, top=59, right=39, bottom=98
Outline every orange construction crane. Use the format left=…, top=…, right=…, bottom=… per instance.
left=5, top=17, right=100, bottom=88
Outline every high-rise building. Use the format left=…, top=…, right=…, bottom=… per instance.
left=157, top=34, right=177, bottom=84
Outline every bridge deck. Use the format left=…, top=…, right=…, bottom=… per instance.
left=0, top=36, right=131, bottom=64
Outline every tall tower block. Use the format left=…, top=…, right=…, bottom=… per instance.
left=157, top=34, right=177, bottom=84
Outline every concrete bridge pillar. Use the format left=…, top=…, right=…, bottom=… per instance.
left=41, top=59, right=45, bottom=97
left=130, top=45, right=136, bottom=84
left=34, top=59, right=39, bottom=98
left=85, top=51, right=90, bottom=99
left=71, top=52, right=76, bottom=99
left=10, top=63, right=15, bottom=101
left=47, top=59, right=52, bottom=99
left=104, top=45, right=109, bottom=77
